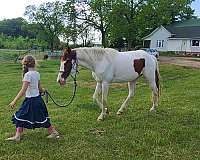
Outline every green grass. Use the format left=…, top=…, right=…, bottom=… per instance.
left=0, top=60, right=200, bottom=160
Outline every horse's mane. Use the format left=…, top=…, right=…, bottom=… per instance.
left=75, top=47, right=118, bottom=63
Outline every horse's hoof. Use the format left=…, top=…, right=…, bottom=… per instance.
left=117, top=110, right=123, bottom=115
left=150, top=108, right=156, bottom=112
left=97, top=117, right=104, bottom=121
left=97, top=115, right=104, bottom=121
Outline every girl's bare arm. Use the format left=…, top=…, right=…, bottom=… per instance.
left=9, top=81, right=29, bottom=108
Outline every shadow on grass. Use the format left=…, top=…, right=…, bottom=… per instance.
left=75, top=102, right=99, bottom=112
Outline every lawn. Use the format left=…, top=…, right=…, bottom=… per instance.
left=0, top=59, right=200, bottom=160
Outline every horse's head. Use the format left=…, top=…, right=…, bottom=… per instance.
left=57, top=47, right=77, bottom=85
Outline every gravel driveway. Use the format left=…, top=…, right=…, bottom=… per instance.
left=159, top=56, right=200, bottom=69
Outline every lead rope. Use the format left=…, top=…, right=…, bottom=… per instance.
left=43, top=62, right=78, bottom=107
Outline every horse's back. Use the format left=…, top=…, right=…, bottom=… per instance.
left=127, top=50, right=158, bottom=81
left=118, top=50, right=156, bottom=65
left=127, top=50, right=158, bottom=75
left=110, top=50, right=157, bottom=82
left=120, top=50, right=157, bottom=66
left=111, top=51, right=143, bottom=82
left=91, top=49, right=157, bottom=83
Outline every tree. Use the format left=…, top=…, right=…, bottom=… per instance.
left=78, top=24, right=95, bottom=46
left=108, top=0, right=194, bottom=50
left=108, top=0, right=148, bottom=50
left=74, top=0, right=115, bottom=47
left=0, top=18, right=36, bottom=38
left=62, top=0, right=79, bottom=46
left=135, top=0, right=194, bottom=44
left=25, top=1, right=68, bottom=51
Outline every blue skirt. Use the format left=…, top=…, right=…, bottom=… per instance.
left=12, top=96, right=51, bottom=129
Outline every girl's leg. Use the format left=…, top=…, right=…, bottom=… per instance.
left=47, top=125, right=54, bottom=134
left=6, top=127, right=23, bottom=142
left=16, top=127, right=23, bottom=135
left=47, top=125, right=59, bottom=138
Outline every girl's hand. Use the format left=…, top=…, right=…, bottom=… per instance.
left=41, top=88, right=46, bottom=93
left=39, top=88, right=46, bottom=96
left=9, top=101, right=16, bottom=109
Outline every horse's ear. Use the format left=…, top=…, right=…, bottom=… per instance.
left=62, top=48, right=67, bottom=54
left=67, top=47, right=71, bottom=54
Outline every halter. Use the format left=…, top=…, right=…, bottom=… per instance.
left=43, top=58, right=79, bottom=107
left=59, top=59, right=77, bottom=76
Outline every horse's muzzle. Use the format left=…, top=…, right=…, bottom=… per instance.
left=58, top=79, right=66, bottom=86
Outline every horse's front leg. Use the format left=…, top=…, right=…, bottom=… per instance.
left=93, top=82, right=102, bottom=107
left=97, top=82, right=109, bottom=121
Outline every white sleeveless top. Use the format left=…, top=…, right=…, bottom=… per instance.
left=23, top=71, right=40, bottom=98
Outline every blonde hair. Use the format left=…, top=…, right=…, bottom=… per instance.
left=22, top=55, right=36, bottom=77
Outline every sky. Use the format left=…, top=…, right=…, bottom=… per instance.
left=191, top=0, right=200, bottom=17
left=0, top=0, right=57, bottom=20
left=0, top=0, right=199, bottom=21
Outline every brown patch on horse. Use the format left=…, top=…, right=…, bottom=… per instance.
left=61, top=47, right=77, bottom=79
left=133, top=58, right=145, bottom=75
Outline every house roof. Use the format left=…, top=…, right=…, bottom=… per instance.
left=167, top=18, right=200, bottom=27
left=165, top=19, right=200, bottom=39
left=144, top=19, right=200, bottom=39
left=165, top=26, right=200, bottom=38
left=143, top=25, right=171, bottom=39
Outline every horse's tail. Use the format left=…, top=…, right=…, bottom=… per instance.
left=155, top=59, right=161, bottom=97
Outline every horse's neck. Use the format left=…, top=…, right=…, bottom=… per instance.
left=76, top=52, right=95, bottom=71
left=75, top=48, right=117, bottom=71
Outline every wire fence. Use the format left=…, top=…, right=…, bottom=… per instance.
left=0, top=49, right=47, bottom=62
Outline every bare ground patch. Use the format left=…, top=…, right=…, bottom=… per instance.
left=159, top=56, right=200, bottom=69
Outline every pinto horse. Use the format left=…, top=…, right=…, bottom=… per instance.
left=57, top=47, right=160, bottom=121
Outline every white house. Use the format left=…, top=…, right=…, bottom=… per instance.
left=143, top=19, right=200, bottom=54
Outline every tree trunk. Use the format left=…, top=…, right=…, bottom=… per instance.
left=82, top=39, right=85, bottom=47
left=50, top=41, right=54, bottom=52
left=101, top=30, right=106, bottom=48
left=127, top=39, right=132, bottom=51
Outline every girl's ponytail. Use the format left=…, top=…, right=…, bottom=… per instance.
left=23, top=65, right=28, bottom=77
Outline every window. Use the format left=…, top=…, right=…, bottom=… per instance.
left=144, top=40, right=151, bottom=48
left=156, top=40, right=164, bottom=48
left=192, top=40, right=200, bottom=47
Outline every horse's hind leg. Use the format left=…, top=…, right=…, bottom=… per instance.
left=143, top=62, right=159, bottom=112
left=117, top=81, right=136, bottom=115
left=149, top=82, right=159, bottom=112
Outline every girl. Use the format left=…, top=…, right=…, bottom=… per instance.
left=6, top=55, right=59, bottom=142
